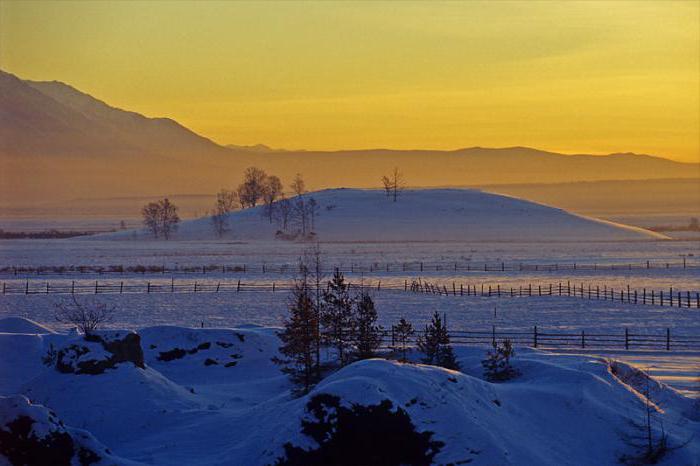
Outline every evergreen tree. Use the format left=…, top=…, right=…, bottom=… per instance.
left=274, top=273, right=320, bottom=393
left=321, top=269, right=355, bottom=366
left=354, top=291, right=383, bottom=360
left=417, top=312, right=459, bottom=370
left=393, top=318, right=414, bottom=363
left=481, top=338, right=518, bottom=382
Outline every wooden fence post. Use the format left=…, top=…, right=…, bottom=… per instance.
left=120, top=281, right=123, bottom=294
left=237, top=280, right=241, bottom=292
left=533, top=326, right=538, bottom=348
left=492, top=325, right=496, bottom=346
left=666, top=328, right=670, bottom=351
left=581, top=330, right=585, bottom=349
left=147, top=282, right=150, bottom=293
left=624, top=328, right=629, bottom=350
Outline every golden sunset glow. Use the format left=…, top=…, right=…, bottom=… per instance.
left=1, top=1, right=699, bottom=162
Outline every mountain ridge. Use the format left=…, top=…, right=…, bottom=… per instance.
left=1, top=69, right=698, bottom=203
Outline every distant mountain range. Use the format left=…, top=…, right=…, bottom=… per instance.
left=1, top=69, right=698, bottom=204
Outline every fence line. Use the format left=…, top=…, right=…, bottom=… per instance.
left=1, top=258, right=698, bottom=277
left=2, top=278, right=699, bottom=308
left=381, top=325, right=700, bottom=351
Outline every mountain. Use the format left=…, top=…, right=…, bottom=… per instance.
left=0, top=70, right=225, bottom=158
left=1, top=69, right=698, bottom=204
left=97, top=188, right=667, bottom=242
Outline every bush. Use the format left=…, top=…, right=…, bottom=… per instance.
left=276, top=394, right=444, bottom=466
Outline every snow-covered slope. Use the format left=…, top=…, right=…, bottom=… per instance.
left=1, top=319, right=697, bottom=465
left=97, top=188, right=667, bottom=242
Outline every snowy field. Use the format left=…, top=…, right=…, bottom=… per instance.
left=1, top=226, right=699, bottom=464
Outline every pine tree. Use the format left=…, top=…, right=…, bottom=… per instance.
left=274, top=274, right=320, bottom=393
left=354, top=291, right=383, bottom=360
left=417, top=312, right=459, bottom=370
left=393, top=318, right=414, bottom=363
left=321, top=269, right=355, bottom=366
left=481, top=338, right=518, bottom=382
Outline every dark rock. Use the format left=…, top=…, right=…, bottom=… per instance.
left=55, top=331, right=145, bottom=375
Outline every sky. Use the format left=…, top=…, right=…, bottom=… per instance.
left=1, top=1, right=699, bottom=162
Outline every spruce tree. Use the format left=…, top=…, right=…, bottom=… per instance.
left=417, top=312, right=459, bottom=370
left=481, top=338, right=518, bottom=382
left=393, top=318, right=414, bottom=363
left=321, top=269, right=356, bottom=366
left=275, top=275, right=320, bottom=393
left=354, top=291, right=383, bottom=360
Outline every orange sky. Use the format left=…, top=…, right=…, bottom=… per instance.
left=1, top=1, right=698, bottom=162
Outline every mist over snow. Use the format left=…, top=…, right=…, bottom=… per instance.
left=97, top=188, right=667, bottom=242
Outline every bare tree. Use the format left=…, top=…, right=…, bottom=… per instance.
left=262, top=175, right=283, bottom=223
left=274, top=197, right=293, bottom=232
left=290, top=173, right=306, bottom=197
left=141, top=198, right=180, bottom=239
left=237, top=166, right=268, bottom=208
left=142, top=202, right=161, bottom=238
left=55, top=295, right=114, bottom=335
left=381, top=167, right=405, bottom=202
left=158, top=198, right=180, bottom=240
left=211, top=189, right=239, bottom=237
left=308, top=197, right=319, bottom=232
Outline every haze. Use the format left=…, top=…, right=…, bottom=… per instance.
left=1, top=1, right=698, bottom=162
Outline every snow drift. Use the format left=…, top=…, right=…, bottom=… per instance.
left=96, top=188, right=667, bottom=242
left=1, top=319, right=697, bottom=465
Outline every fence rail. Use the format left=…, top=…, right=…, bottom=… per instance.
left=1, top=258, right=698, bottom=277
left=2, top=278, right=699, bottom=308
left=381, top=325, right=700, bottom=351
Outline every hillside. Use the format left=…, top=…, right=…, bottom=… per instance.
left=1, top=319, right=697, bottom=465
left=1, top=70, right=698, bottom=204
left=98, top=188, right=667, bottom=242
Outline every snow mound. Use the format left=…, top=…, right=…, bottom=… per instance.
left=97, top=188, right=667, bottom=242
left=140, top=325, right=283, bottom=387
left=2, top=325, right=697, bottom=465
left=0, top=395, right=137, bottom=466
left=267, top=356, right=699, bottom=465
left=0, top=317, right=55, bottom=334
left=21, top=331, right=200, bottom=447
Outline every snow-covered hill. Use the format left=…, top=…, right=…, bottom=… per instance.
left=98, top=188, right=667, bottom=242
left=1, top=318, right=697, bottom=465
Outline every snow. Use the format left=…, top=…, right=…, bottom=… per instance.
left=94, top=188, right=667, bottom=242
left=1, top=191, right=698, bottom=464
left=1, top=322, right=698, bottom=465
left=0, top=394, right=137, bottom=465
left=0, top=316, right=55, bottom=334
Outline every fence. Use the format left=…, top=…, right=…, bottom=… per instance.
left=2, top=278, right=699, bottom=309
left=382, top=325, right=700, bottom=351
left=1, top=258, right=698, bottom=277
left=408, top=279, right=700, bottom=308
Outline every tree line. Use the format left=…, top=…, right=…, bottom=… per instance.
left=274, top=248, right=464, bottom=394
